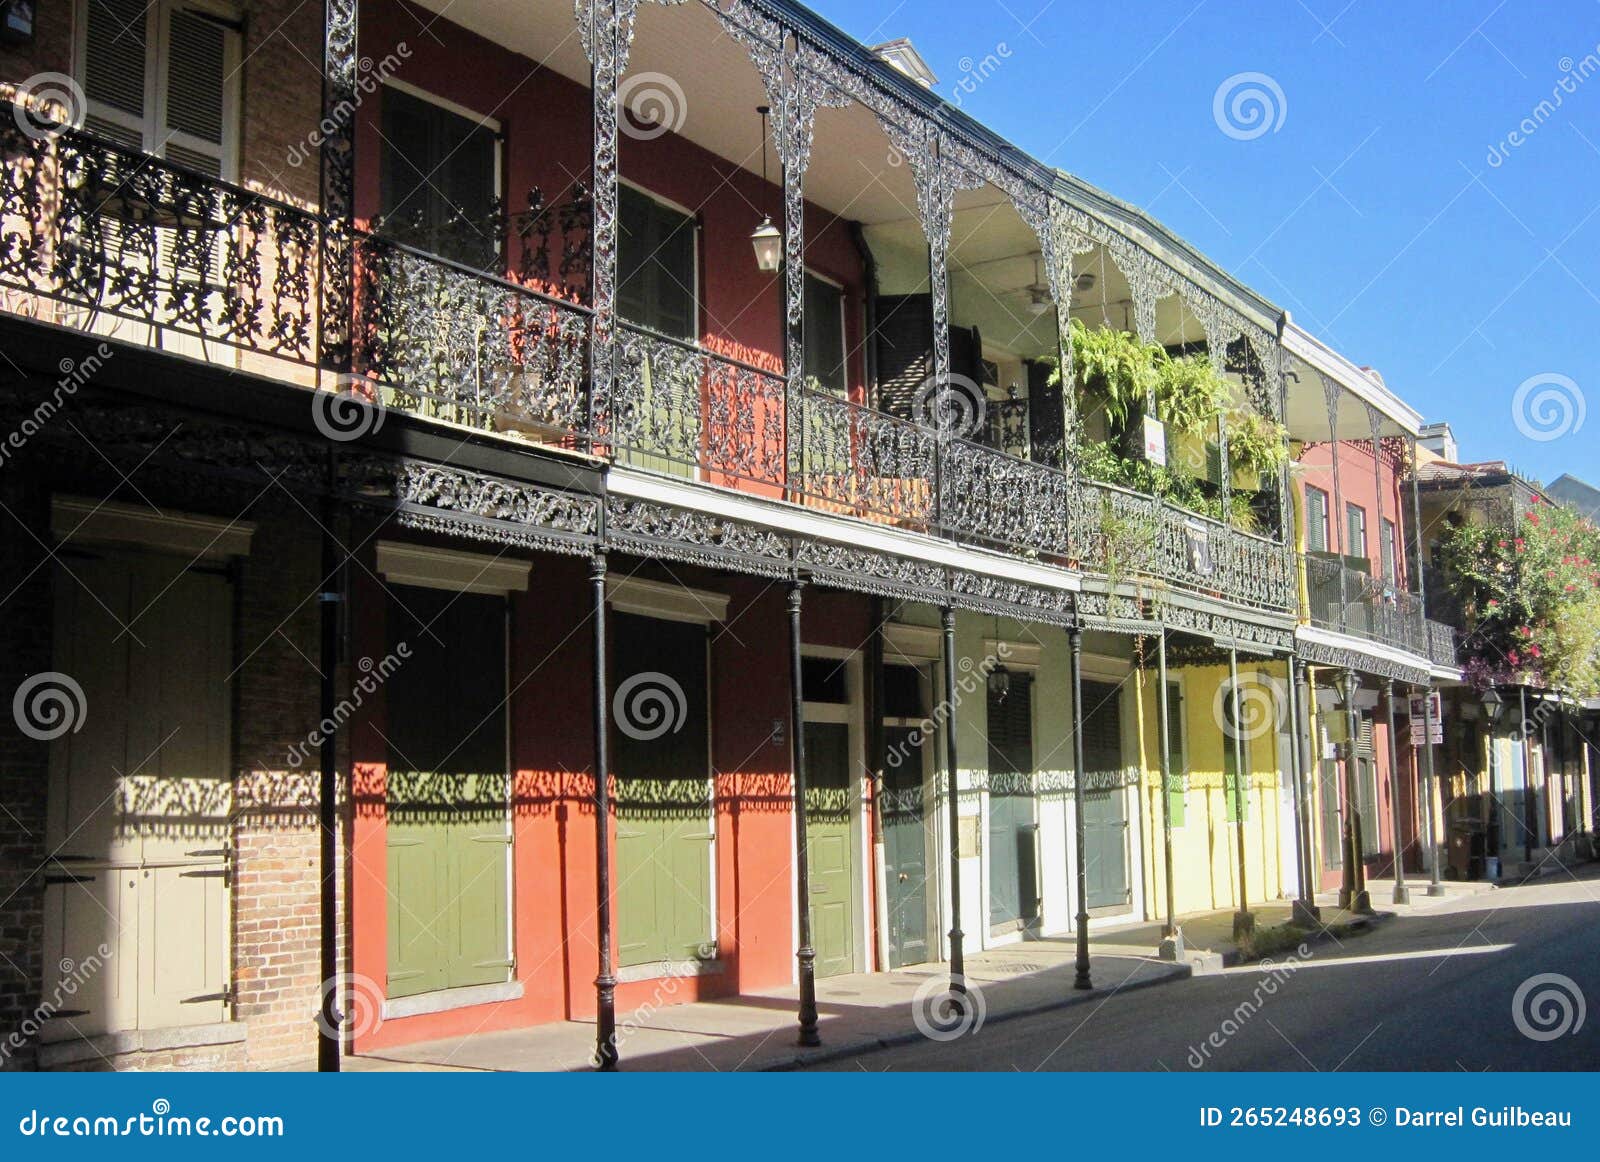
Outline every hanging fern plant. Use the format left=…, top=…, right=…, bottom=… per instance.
left=1223, top=408, right=1290, bottom=484
left=1153, top=354, right=1230, bottom=439
left=1068, top=318, right=1161, bottom=431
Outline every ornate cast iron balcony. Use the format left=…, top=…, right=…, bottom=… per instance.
left=1303, top=552, right=1429, bottom=656
left=0, top=116, right=1294, bottom=616
left=1425, top=618, right=1460, bottom=669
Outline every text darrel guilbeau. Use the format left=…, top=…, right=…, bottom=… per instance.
left=1394, top=1107, right=1572, bottom=1128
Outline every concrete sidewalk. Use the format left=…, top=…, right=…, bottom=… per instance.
left=348, top=942, right=1187, bottom=1073
left=1087, top=878, right=1498, bottom=971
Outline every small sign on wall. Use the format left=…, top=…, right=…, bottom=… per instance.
left=1408, top=692, right=1444, bottom=746
left=958, top=815, right=982, bottom=858
left=1142, top=415, right=1167, bottom=466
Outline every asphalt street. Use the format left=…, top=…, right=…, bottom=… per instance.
left=809, top=869, right=1600, bottom=1071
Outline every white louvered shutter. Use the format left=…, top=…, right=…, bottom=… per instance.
left=81, top=0, right=152, bottom=150
left=157, top=5, right=236, bottom=179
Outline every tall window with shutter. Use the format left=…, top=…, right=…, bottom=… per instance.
left=1305, top=485, right=1330, bottom=553
left=78, top=0, right=240, bottom=178
left=379, top=85, right=501, bottom=271
left=1380, top=518, right=1397, bottom=585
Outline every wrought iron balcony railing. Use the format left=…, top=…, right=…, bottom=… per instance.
left=1303, top=552, right=1428, bottom=655
left=1425, top=618, right=1460, bottom=669
left=0, top=117, right=1295, bottom=615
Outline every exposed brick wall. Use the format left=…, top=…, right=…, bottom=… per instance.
left=0, top=0, right=323, bottom=210
left=230, top=507, right=332, bottom=1071
left=0, top=468, right=52, bottom=1071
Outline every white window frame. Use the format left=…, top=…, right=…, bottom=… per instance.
left=74, top=0, right=242, bottom=180
left=803, top=267, right=849, bottom=394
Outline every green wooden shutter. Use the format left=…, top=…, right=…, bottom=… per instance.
left=872, top=293, right=934, bottom=419
left=803, top=273, right=846, bottom=394
left=612, top=612, right=712, bottom=966
left=618, top=186, right=696, bottom=340
left=385, top=586, right=510, bottom=998
left=1163, top=683, right=1185, bottom=828
left=985, top=672, right=1035, bottom=778
left=1306, top=487, right=1329, bottom=552
left=380, top=87, right=499, bottom=270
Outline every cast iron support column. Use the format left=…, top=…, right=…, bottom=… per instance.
left=1384, top=680, right=1410, bottom=904
left=316, top=449, right=342, bottom=1073
left=1418, top=683, right=1445, bottom=896
left=1068, top=624, right=1092, bottom=990
left=789, top=579, right=820, bottom=1046
left=1289, top=659, right=1321, bottom=925
left=1156, top=631, right=1182, bottom=960
left=1322, top=375, right=1350, bottom=632
left=1340, top=668, right=1372, bottom=913
left=1226, top=646, right=1254, bottom=940
left=590, top=554, right=618, bottom=1070
left=1519, top=686, right=1536, bottom=866
left=940, top=606, right=966, bottom=1003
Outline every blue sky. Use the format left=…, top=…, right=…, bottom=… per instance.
left=808, top=0, right=1599, bottom=483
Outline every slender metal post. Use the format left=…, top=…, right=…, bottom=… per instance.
left=1226, top=646, right=1253, bottom=939
left=1068, top=625, right=1092, bottom=989
left=590, top=553, right=618, bottom=1070
left=1384, top=680, right=1410, bottom=904
left=316, top=449, right=342, bottom=1073
left=1155, top=631, right=1181, bottom=959
left=789, top=579, right=820, bottom=1046
left=1289, top=659, right=1321, bottom=924
left=1419, top=684, right=1445, bottom=896
left=1519, top=685, right=1535, bottom=865
left=939, top=606, right=966, bottom=1000
left=1340, top=668, right=1372, bottom=912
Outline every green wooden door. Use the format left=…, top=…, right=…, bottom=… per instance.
left=986, top=675, right=1038, bottom=930
left=805, top=721, right=855, bottom=977
left=612, top=613, right=713, bottom=966
left=1081, top=680, right=1130, bottom=909
left=385, top=586, right=511, bottom=998
left=882, top=726, right=928, bottom=968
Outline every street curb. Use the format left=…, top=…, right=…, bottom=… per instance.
left=1218, top=908, right=1395, bottom=969
left=760, top=961, right=1194, bottom=1071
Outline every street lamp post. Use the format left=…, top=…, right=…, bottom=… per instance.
left=1482, top=687, right=1505, bottom=879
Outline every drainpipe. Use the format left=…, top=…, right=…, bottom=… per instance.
left=1289, top=659, right=1321, bottom=925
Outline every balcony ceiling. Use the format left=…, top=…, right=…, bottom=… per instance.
left=1284, top=352, right=1413, bottom=443
left=416, top=0, right=1213, bottom=352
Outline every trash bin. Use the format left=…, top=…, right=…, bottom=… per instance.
left=1447, top=818, right=1485, bottom=880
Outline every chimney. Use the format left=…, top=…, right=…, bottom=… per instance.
left=1418, top=421, right=1458, bottom=463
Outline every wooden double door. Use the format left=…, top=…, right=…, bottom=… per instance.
left=43, top=550, right=233, bottom=1036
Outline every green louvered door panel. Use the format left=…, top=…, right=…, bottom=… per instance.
left=385, top=587, right=511, bottom=999
left=1081, top=680, right=1130, bottom=909
left=805, top=721, right=855, bottom=978
left=613, top=613, right=713, bottom=966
